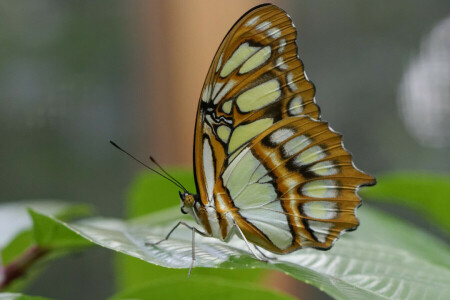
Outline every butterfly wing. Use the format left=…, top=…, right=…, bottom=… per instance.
left=193, top=4, right=375, bottom=253
left=221, top=116, right=374, bottom=252
left=194, top=4, right=318, bottom=204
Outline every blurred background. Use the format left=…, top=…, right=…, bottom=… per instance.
left=1, top=0, right=449, bottom=299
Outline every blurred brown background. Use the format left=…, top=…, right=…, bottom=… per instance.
left=1, top=0, right=449, bottom=299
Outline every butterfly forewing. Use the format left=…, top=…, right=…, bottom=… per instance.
left=193, top=4, right=375, bottom=253
left=194, top=4, right=318, bottom=202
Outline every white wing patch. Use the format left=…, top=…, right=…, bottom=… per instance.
left=287, top=72, right=298, bottom=91
left=282, top=135, right=311, bottom=156
left=302, top=180, right=339, bottom=198
left=213, top=80, right=236, bottom=104
left=223, top=147, right=264, bottom=201
left=217, top=125, right=231, bottom=143
left=206, top=206, right=221, bottom=238
left=270, top=128, right=296, bottom=144
left=246, top=15, right=259, bottom=26
left=202, top=84, right=212, bottom=102
left=202, top=138, right=215, bottom=203
left=222, top=99, right=233, bottom=114
left=307, top=220, right=333, bottom=243
left=236, top=79, right=281, bottom=113
left=303, top=201, right=338, bottom=219
left=212, top=82, right=224, bottom=100
left=275, top=57, right=288, bottom=70
left=267, top=27, right=281, bottom=39
left=239, top=46, right=271, bottom=74
left=220, top=43, right=260, bottom=77
left=228, top=118, right=273, bottom=153
left=278, top=38, right=286, bottom=53
left=222, top=147, right=292, bottom=250
left=216, top=53, right=223, bottom=73
left=293, top=145, right=326, bottom=166
left=310, top=161, right=339, bottom=176
left=287, top=96, right=304, bottom=115
left=255, top=21, right=271, bottom=31
left=240, top=201, right=293, bottom=250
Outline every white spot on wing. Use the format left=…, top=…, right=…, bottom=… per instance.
left=213, top=80, right=235, bottom=104
left=228, top=118, right=273, bottom=153
left=236, top=79, right=281, bottom=112
left=303, top=201, right=338, bottom=219
left=267, top=27, right=281, bottom=39
left=307, top=220, right=333, bottom=243
left=270, top=128, right=295, bottom=144
left=302, top=180, right=339, bottom=198
left=239, top=46, right=272, bottom=74
left=310, top=161, right=339, bottom=176
left=278, top=38, right=286, bottom=53
left=246, top=16, right=259, bottom=26
left=216, top=53, right=223, bottom=73
left=282, top=135, right=311, bottom=156
left=202, top=84, right=212, bottom=102
left=222, top=99, right=233, bottom=114
left=288, top=96, right=304, bottom=115
left=256, top=21, right=271, bottom=31
left=276, top=57, right=288, bottom=70
left=217, top=125, right=231, bottom=143
left=294, top=145, right=326, bottom=166
left=212, top=82, right=224, bottom=100
left=287, top=72, right=298, bottom=91
left=240, top=201, right=293, bottom=250
left=220, top=43, right=260, bottom=77
left=203, top=138, right=215, bottom=203
left=206, top=206, right=221, bottom=238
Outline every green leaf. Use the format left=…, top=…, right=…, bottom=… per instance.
left=1, top=201, right=91, bottom=264
left=110, top=276, right=294, bottom=300
left=115, top=170, right=263, bottom=291
left=48, top=205, right=450, bottom=300
left=0, top=201, right=91, bottom=292
left=29, top=209, right=91, bottom=249
left=126, top=169, right=197, bottom=218
left=0, top=293, right=52, bottom=300
left=362, top=172, right=450, bottom=232
left=0, top=201, right=75, bottom=250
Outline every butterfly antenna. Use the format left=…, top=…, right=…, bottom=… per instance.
left=149, top=156, right=188, bottom=191
left=110, top=141, right=186, bottom=191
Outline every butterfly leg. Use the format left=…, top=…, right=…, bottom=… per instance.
left=188, top=226, right=195, bottom=278
left=233, top=221, right=268, bottom=263
left=145, top=221, right=208, bottom=277
left=145, top=221, right=208, bottom=246
left=254, top=245, right=277, bottom=261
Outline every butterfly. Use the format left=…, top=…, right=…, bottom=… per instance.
left=116, top=3, right=375, bottom=275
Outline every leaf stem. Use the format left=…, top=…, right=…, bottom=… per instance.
left=0, top=245, right=49, bottom=290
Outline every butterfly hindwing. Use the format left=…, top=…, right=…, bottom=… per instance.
left=224, top=117, right=374, bottom=252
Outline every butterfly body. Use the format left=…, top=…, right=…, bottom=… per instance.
left=164, top=4, right=375, bottom=263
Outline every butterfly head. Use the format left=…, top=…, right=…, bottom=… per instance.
left=179, top=191, right=196, bottom=214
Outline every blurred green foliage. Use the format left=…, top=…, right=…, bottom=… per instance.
left=363, top=172, right=450, bottom=232
left=110, top=276, right=293, bottom=300
left=0, top=293, right=52, bottom=300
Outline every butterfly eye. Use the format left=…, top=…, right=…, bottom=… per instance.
left=184, top=194, right=195, bottom=208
